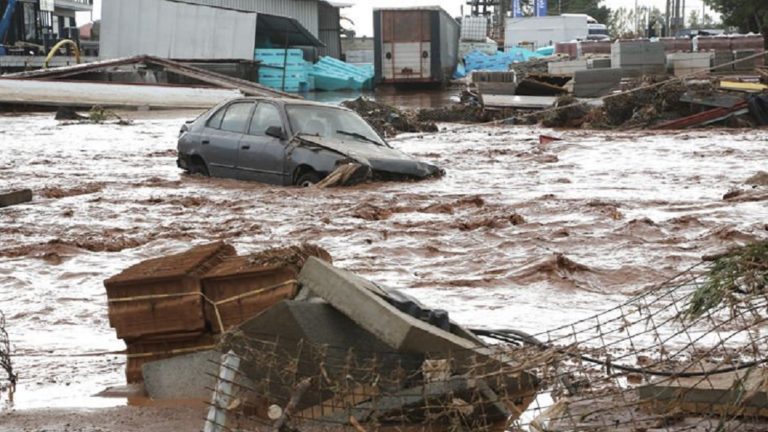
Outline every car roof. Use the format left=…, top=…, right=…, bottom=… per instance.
left=230, top=96, right=354, bottom=112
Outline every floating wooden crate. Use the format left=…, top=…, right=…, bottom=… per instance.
left=202, top=258, right=300, bottom=333
left=104, top=242, right=236, bottom=339
left=124, top=332, right=218, bottom=384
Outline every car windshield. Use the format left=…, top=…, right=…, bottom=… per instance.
left=286, top=105, right=386, bottom=146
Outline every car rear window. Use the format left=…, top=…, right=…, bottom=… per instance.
left=220, top=102, right=254, bottom=133
left=207, top=106, right=226, bottom=129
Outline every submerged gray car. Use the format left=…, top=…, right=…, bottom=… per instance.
left=177, top=97, right=444, bottom=186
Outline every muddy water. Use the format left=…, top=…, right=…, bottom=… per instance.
left=0, top=114, right=766, bottom=409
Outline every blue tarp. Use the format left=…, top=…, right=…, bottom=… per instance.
left=536, top=45, right=555, bottom=56
left=460, top=48, right=543, bottom=76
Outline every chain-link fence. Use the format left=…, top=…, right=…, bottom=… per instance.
left=0, top=311, right=16, bottom=404
left=204, top=256, right=768, bottom=432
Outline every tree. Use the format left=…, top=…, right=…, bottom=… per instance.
left=703, top=0, right=768, bottom=47
left=608, top=7, right=637, bottom=38
left=689, top=10, right=701, bottom=29
left=556, top=0, right=611, bottom=24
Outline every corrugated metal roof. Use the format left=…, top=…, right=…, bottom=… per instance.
left=176, top=0, right=320, bottom=35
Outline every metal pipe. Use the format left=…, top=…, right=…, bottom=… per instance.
left=43, top=38, right=81, bottom=68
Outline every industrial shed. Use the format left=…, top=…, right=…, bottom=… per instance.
left=100, top=0, right=345, bottom=60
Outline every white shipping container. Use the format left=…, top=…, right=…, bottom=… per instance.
left=504, top=16, right=588, bottom=51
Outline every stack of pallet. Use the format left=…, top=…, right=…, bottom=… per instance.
left=104, top=242, right=331, bottom=383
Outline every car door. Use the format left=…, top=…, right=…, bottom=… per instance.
left=201, top=101, right=255, bottom=179
left=237, top=102, right=288, bottom=185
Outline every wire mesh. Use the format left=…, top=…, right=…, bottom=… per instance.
left=0, top=311, right=16, bottom=402
left=206, top=262, right=768, bottom=431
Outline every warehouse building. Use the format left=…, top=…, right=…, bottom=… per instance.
left=100, top=0, right=347, bottom=61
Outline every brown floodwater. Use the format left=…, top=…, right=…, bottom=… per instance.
left=0, top=113, right=766, bottom=409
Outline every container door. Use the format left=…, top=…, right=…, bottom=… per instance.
left=381, top=10, right=432, bottom=81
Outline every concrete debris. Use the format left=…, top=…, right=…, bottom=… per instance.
left=0, top=189, right=32, bottom=208
left=541, top=96, right=590, bottom=128
left=340, top=97, right=438, bottom=137
left=204, top=258, right=539, bottom=429
left=142, top=350, right=219, bottom=400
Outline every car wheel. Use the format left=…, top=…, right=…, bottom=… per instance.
left=189, top=157, right=209, bottom=177
left=296, top=171, right=322, bottom=187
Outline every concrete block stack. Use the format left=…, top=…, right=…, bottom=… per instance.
left=554, top=41, right=578, bottom=59
left=105, top=242, right=236, bottom=383
left=611, top=40, right=666, bottom=76
left=667, top=52, right=713, bottom=77
left=712, top=51, right=735, bottom=72
left=548, top=59, right=588, bottom=75
left=659, top=37, right=693, bottom=53
left=573, top=68, right=623, bottom=97
left=587, top=58, right=612, bottom=69
left=104, top=242, right=331, bottom=383
left=733, top=50, right=760, bottom=72
left=579, top=40, right=611, bottom=56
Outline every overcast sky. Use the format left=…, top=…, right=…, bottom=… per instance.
left=80, top=0, right=716, bottom=36
left=344, top=0, right=716, bottom=37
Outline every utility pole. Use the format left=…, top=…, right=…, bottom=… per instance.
left=682, top=0, right=685, bottom=29
left=665, top=0, right=670, bottom=37
left=634, top=0, right=638, bottom=36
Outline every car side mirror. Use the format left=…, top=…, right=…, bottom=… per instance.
left=266, top=126, right=285, bottom=139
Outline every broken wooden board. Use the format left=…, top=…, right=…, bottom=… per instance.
left=720, top=81, right=768, bottom=92
left=0, top=189, right=32, bottom=208
left=638, top=368, right=768, bottom=418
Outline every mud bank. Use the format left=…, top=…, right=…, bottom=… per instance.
left=0, top=114, right=766, bottom=412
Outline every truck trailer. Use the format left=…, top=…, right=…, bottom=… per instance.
left=373, top=7, right=459, bottom=85
left=504, top=15, right=590, bottom=51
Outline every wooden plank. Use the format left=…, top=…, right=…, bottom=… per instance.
left=481, top=94, right=557, bottom=109
left=720, top=81, right=768, bottom=92
left=0, top=189, right=33, bottom=208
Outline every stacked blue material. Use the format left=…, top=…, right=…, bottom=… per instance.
left=309, top=56, right=375, bottom=92
left=536, top=45, right=555, bottom=56
left=461, top=48, right=543, bottom=75
left=255, top=48, right=311, bottom=93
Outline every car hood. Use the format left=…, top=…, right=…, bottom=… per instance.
left=297, top=135, right=444, bottom=179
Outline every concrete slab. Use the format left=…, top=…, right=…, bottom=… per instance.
left=142, top=350, right=220, bottom=400
left=0, top=189, right=32, bottom=208
left=639, top=369, right=768, bottom=417
left=299, top=257, right=486, bottom=357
